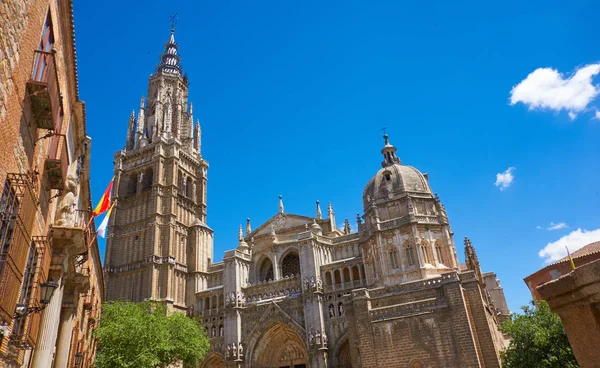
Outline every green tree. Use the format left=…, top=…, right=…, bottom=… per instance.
left=94, top=301, right=209, bottom=368
left=501, top=300, right=578, bottom=368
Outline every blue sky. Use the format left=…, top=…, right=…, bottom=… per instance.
left=73, top=0, right=600, bottom=312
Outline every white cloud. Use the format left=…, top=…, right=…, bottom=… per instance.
left=510, top=64, right=600, bottom=117
left=495, top=167, right=515, bottom=191
left=595, top=110, right=600, bottom=120
left=539, top=228, right=600, bottom=263
left=547, top=222, right=568, bottom=231
left=536, top=225, right=543, bottom=229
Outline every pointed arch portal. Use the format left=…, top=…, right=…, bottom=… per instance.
left=250, top=323, right=308, bottom=368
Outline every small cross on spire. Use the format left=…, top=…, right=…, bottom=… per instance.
left=170, top=13, right=178, bottom=33
left=380, top=127, right=388, bottom=135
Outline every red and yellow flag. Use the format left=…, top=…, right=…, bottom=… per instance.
left=93, top=177, right=114, bottom=216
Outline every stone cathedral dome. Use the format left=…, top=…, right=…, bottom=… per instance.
left=362, top=134, right=431, bottom=208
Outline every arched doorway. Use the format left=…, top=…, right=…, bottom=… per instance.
left=337, top=340, right=351, bottom=368
left=250, top=323, right=308, bottom=368
left=200, top=352, right=225, bottom=368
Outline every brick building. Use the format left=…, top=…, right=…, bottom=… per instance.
left=0, top=1, right=103, bottom=367
left=104, top=27, right=509, bottom=367
left=524, top=241, right=600, bottom=301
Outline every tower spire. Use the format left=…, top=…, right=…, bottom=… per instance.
left=328, top=201, right=336, bottom=232
left=278, top=195, right=284, bottom=213
left=156, top=24, right=182, bottom=76
left=316, top=200, right=322, bottom=219
left=380, top=133, right=401, bottom=168
left=126, top=110, right=136, bottom=150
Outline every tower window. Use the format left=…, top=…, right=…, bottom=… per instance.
left=436, top=243, right=444, bottom=264
left=389, top=248, right=399, bottom=269
left=384, top=172, right=391, bottom=181
left=406, top=244, right=415, bottom=266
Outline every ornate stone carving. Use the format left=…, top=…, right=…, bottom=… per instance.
left=55, top=175, right=79, bottom=227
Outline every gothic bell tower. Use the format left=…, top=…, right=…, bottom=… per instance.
left=104, top=26, right=213, bottom=312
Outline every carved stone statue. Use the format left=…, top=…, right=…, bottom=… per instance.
left=226, top=344, right=231, bottom=359
left=231, top=342, right=237, bottom=358
left=329, top=304, right=335, bottom=317
left=238, top=343, right=243, bottom=357
left=315, top=330, right=321, bottom=345
left=55, top=175, right=78, bottom=227
left=316, top=277, right=323, bottom=289
left=322, top=331, right=328, bottom=345
left=338, top=303, right=344, bottom=316
left=310, top=276, right=316, bottom=288
left=303, top=277, right=309, bottom=291
left=308, top=330, right=315, bottom=346
left=219, top=325, right=224, bottom=337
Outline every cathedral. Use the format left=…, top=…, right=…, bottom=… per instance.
left=104, top=27, right=509, bottom=368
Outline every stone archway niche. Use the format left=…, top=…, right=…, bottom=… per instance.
left=252, top=323, right=308, bottom=368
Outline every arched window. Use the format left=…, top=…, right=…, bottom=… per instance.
left=352, top=266, right=360, bottom=281
left=258, top=257, right=274, bottom=281
left=178, top=170, right=184, bottom=189
left=406, top=244, right=416, bottom=266
left=420, top=242, right=429, bottom=264
left=186, top=177, right=193, bottom=198
left=142, top=167, right=153, bottom=191
left=281, top=252, right=300, bottom=277
left=343, top=268, right=350, bottom=283
left=325, top=272, right=333, bottom=286
left=334, top=270, right=341, bottom=285
left=127, top=173, right=137, bottom=197
left=435, top=242, right=444, bottom=264
left=389, top=248, right=399, bottom=269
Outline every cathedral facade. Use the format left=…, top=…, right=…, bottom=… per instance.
left=104, top=28, right=509, bottom=368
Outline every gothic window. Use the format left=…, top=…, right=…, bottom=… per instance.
left=435, top=243, right=444, bottom=264
left=185, top=177, right=193, bottom=198
left=259, top=257, right=274, bottom=281
left=281, top=252, right=300, bottom=278
left=406, top=244, right=416, bottom=266
left=126, top=173, right=137, bottom=197
left=420, top=242, right=430, bottom=264
left=178, top=170, right=184, bottom=191
left=343, top=267, right=350, bottom=283
left=389, top=248, right=399, bottom=269
left=352, top=266, right=360, bottom=281
left=325, top=272, right=332, bottom=286
left=334, top=270, right=341, bottom=285
left=142, top=168, right=153, bottom=191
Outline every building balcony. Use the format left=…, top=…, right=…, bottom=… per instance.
left=26, top=50, right=61, bottom=131
left=52, top=210, right=94, bottom=256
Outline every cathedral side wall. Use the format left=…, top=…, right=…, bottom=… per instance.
left=347, top=279, right=490, bottom=368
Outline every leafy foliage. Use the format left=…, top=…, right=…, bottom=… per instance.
left=94, top=301, right=209, bottom=368
left=501, top=300, right=578, bottom=368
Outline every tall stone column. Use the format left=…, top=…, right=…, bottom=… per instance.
left=30, top=275, right=64, bottom=368
left=53, top=305, right=76, bottom=368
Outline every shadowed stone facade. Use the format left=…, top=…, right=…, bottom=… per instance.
left=104, top=28, right=508, bottom=368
